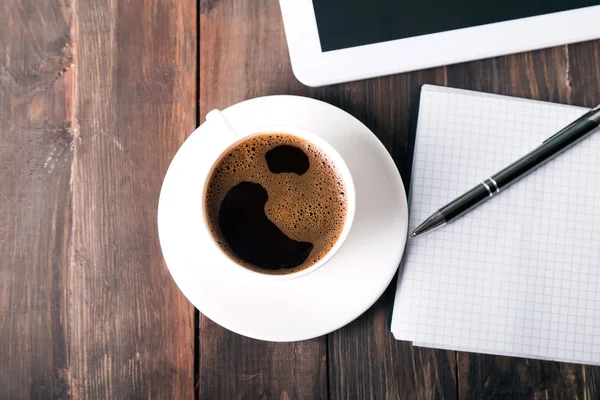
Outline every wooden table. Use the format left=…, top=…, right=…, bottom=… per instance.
left=2, top=0, right=600, bottom=398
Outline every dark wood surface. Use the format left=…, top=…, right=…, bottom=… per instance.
left=1, top=1, right=74, bottom=397
left=2, top=0, right=600, bottom=398
left=2, top=0, right=196, bottom=398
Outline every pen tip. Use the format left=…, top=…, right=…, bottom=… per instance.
left=408, top=232, right=417, bottom=239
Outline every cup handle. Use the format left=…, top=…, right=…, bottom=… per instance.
left=205, top=109, right=240, bottom=140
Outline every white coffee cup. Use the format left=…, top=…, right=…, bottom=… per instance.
left=202, top=109, right=356, bottom=281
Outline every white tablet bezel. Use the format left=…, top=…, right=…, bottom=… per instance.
left=279, top=0, right=600, bottom=87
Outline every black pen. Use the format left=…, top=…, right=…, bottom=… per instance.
left=410, top=105, right=600, bottom=239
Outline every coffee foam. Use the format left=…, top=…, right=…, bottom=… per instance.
left=205, top=133, right=348, bottom=274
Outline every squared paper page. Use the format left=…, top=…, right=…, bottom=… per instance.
left=391, top=85, right=600, bottom=365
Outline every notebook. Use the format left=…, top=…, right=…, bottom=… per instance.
left=391, top=85, right=600, bottom=365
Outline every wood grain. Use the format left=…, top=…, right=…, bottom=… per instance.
left=69, top=0, right=196, bottom=398
left=446, top=45, right=600, bottom=399
left=0, top=1, right=74, bottom=398
left=445, top=47, right=571, bottom=103
left=568, top=41, right=600, bottom=107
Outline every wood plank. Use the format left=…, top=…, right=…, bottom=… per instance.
left=0, top=1, right=74, bottom=398
left=568, top=41, right=600, bottom=107
left=446, top=47, right=571, bottom=103
left=70, top=0, right=196, bottom=397
left=198, top=1, right=328, bottom=399
left=445, top=46, right=594, bottom=399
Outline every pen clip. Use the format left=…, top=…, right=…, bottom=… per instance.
left=543, top=106, right=600, bottom=144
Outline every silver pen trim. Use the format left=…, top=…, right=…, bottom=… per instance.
left=482, top=181, right=493, bottom=197
left=489, top=177, right=500, bottom=193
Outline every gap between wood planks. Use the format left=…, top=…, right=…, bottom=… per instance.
left=564, top=45, right=573, bottom=105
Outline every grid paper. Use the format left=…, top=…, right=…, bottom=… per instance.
left=391, top=85, right=600, bottom=365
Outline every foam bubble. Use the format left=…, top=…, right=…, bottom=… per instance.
left=205, top=133, right=348, bottom=275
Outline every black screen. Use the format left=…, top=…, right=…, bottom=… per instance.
left=313, top=0, right=600, bottom=52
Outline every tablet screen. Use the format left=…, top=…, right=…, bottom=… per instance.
left=312, top=0, right=600, bottom=52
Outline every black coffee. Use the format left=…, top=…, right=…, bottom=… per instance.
left=204, top=133, right=348, bottom=274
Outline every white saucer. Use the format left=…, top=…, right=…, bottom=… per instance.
left=158, top=96, right=408, bottom=342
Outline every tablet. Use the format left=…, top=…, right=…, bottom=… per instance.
left=279, top=0, right=600, bottom=86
